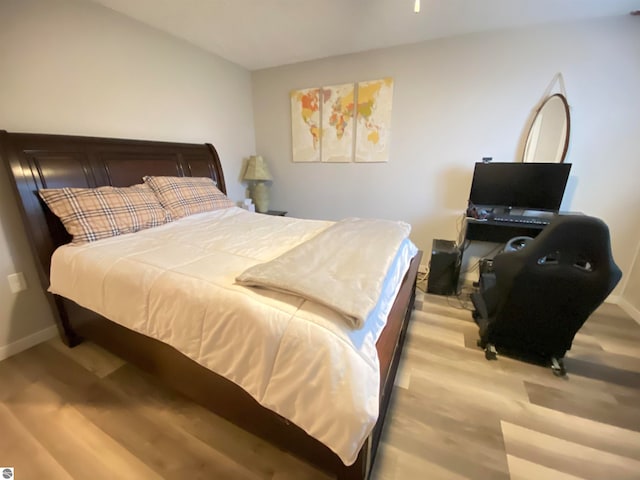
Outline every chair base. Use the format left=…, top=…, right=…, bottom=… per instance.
left=475, top=332, right=568, bottom=377
left=551, top=357, right=567, bottom=377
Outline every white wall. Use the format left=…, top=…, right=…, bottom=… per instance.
left=0, top=0, right=255, bottom=357
left=252, top=15, right=640, bottom=297
left=621, top=240, right=640, bottom=323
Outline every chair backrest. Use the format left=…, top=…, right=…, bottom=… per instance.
left=489, top=214, right=622, bottom=357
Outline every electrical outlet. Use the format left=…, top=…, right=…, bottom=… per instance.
left=7, top=272, right=27, bottom=293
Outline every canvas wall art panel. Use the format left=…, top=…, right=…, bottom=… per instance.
left=320, top=83, right=356, bottom=163
left=354, top=78, right=394, bottom=163
left=291, top=87, right=321, bottom=163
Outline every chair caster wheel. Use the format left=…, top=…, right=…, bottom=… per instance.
left=551, top=357, right=566, bottom=377
left=484, top=344, right=497, bottom=361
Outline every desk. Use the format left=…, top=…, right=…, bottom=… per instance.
left=461, top=217, right=549, bottom=287
left=465, top=218, right=547, bottom=243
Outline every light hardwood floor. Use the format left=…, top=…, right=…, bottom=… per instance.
left=1, top=291, right=638, bottom=479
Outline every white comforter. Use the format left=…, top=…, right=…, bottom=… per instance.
left=49, top=207, right=417, bottom=465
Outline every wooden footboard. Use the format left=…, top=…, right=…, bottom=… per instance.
left=1, top=130, right=422, bottom=479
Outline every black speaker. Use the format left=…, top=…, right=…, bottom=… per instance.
left=427, top=239, right=461, bottom=296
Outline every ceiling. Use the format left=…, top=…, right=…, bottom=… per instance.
left=87, top=0, right=639, bottom=70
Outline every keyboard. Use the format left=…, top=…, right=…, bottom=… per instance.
left=491, top=215, right=550, bottom=226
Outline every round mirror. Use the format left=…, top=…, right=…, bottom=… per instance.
left=522, top=93, right=570, bottom=163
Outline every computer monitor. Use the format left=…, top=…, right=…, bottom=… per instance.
left=469, top=162, right=572, bottom=212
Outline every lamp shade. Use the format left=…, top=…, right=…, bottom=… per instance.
left=243, top=155, right=273, bottom=181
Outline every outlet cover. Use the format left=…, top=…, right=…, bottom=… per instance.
left=7, top=272, right=27, bottom=293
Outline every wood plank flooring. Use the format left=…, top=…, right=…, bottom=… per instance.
left=0, top=291, right=638, bottom=479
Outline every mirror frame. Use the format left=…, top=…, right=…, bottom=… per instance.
left=522, top=93, right=571, bottom=163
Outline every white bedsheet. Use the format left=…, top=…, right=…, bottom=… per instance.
left=49, top=207, right=418, bottom=465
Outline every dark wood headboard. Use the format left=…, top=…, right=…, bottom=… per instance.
left=0, top=130, right=227, bottom=289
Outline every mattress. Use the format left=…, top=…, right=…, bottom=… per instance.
left=48, top=206, right=418, bottom=465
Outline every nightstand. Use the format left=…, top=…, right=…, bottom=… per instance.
left=262, top=210, right=287, bottom=216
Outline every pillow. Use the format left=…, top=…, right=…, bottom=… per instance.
left=39, top=184, right=171, bottom=244
left=143, top=176, right=235, bottom=219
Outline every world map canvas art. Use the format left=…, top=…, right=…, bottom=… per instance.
left=290, top=78, right=393, bottom=163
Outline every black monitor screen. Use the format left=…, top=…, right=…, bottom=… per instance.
left=469, top=162, right=572, bottom=212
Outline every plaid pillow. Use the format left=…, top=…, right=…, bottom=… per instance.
left=39, top=184, right=171, bottom=244
left=143, top=176, right=235, bottom=219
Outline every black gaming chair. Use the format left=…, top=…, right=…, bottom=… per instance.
left=471, top=214, right=622, bottom=376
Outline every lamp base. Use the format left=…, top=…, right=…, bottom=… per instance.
left=252, top=182, right=270, bottom=213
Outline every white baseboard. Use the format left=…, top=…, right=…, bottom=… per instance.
left=606, top=293, right=621, bottom=305
left=617, top=297, right=640, bottom=326
left=0, top=325, right=58, bottom=362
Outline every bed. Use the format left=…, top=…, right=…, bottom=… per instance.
left=0, top=130, right=422, bottom=480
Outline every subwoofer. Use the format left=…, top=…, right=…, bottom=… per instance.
left=427, top=239, right=461, bottom=296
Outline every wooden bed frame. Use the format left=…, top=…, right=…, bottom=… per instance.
left=0, top=130, right=422, bottom=480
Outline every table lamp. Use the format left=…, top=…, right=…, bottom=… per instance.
left=243, top=155, right=273, bottom=213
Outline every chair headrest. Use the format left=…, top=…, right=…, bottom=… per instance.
left=504, top=214, right=619, bottom=274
